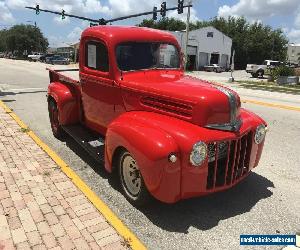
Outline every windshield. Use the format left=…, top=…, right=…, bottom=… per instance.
left=116, top=42, right=180, bottom=71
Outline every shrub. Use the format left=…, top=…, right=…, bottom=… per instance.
left=270, top=66, right=295, bottom=80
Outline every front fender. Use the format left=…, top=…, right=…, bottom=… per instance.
left=105, top=112, right=181, bottom=203
left=48, top=81, right=80, bottom=125
left=105, top=110, right=266, bottom=203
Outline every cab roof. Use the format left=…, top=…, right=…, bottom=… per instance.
left=81, top=25, right=179, bottom=46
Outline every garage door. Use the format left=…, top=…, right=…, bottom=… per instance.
left=198, top=52, right=208, bottom=67
left=187, top=46, right=197, bottom=55
left=220, top=54, right=229, bottom=69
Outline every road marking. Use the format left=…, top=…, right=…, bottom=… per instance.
left=0, top=100, right=147, bottom=250
left=5, top=87, right=46, bottom=92
left=242, top=99, right=300, bottom=112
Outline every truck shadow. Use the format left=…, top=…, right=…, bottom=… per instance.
left=138, top=173, right=274, bottom=232
left=63, top=136, right=110, bottom=179
left=62, top=136, right=274, bottom=233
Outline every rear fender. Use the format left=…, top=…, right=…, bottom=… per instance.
left=105, top=112, right=181, bottom=203
left=47, top=81, right=80, bottom=125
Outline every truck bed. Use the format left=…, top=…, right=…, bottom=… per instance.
left=47, top=66, right=80, bottom=83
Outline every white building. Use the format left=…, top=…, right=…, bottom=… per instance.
left=287, top=43, right=300, bottom=65
left=170, top=26, right=232, bottom=70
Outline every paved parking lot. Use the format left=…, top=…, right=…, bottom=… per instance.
left=0, top=59, right=299, bottom=250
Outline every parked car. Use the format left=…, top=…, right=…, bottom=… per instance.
left=286, top=62, right=298, bottom=68
left=246, top=60, right=281, bottom=78
left=28, top=52, right=43, bottom=61
left=0, top=52, right=5, bottom=58
left=47, top=26, right=267, bottom=206
left=46, top=55, right=70, bottom=65
left=40, top=53, right=54, bottom=63
left=203, top=64, right=224, bottom=73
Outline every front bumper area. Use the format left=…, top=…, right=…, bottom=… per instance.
left=178, top=111, right=265, bottom=201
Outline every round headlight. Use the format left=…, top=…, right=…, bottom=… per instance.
left=254, top=124, right=266, bottom=144
left=190, top=141, right=207, bottom=166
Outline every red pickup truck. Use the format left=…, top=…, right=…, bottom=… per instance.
left=47, top=26, right=267, bottom=205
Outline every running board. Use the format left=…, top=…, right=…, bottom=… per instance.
left=62, top=125, right=105, bottom=162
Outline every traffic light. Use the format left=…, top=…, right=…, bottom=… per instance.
left=160, top=2, right=166, bottom=17
left=61, top=9, right=65, bottom=20
left=35, top=4, right=40, bottom=15
left=153, top=7, right=157, bottom=20
left=178, top=0, right=184, bottom=14
left=99, top=18, right=106, bottom=25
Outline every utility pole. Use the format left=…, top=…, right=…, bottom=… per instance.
left=184, top=0, right=191, bottom=71
left=229, top=50, right=235, bottom=82
left=271, top=36, right=275, bottom=60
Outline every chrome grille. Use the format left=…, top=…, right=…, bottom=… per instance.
left=206, top=131, right=253, bottom=189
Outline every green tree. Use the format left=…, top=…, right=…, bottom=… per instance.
left=138, top=17, right=186, bottom=31
left=4, top=24, right=48, bottom=57
left=0, top=29, right=8, bottom=52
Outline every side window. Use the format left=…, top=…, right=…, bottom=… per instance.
left=85, top=41, right=109, bottom=72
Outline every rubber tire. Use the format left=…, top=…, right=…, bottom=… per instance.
left=48, top=100, right=65, bottom=139
left=251, top=73, right=258, bottom=78
left=257, top=70, right=264, bottom=78
left=118, top=150, right=151, bottom=206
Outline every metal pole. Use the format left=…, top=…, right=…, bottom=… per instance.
left=184, top=1, right=191, bottom=71
left=229, top=50, right=235, bottom=82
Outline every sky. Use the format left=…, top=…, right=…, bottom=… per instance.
left=1, top=0, right=300, bottom=47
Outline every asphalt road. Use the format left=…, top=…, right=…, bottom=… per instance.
left=1, top=59, right=299, bottom=250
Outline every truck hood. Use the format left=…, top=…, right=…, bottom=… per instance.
left=120, top=70, right=241, bottom=129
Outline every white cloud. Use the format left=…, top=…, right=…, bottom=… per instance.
left=286, top=28, right=300, bottom=43
left=0, top=1, right=15, bottom=23
left=167, top=6, right=199, bottom=23
left=67, top=26, right=83, bottom=42
left=217, top=0, right=300, bottom=44
left=48, top=26, right=82, bottom=47
left=218, top=0, right=300, bottom=20
left=5, top=0, right=110, bottom=15
left=108, top=0, right=198, bottom=22
left=53, top=16, right=70, bottom=25
left=108, top=0, right=161, bottom=17
left=294, top=11, right=300, bottom=28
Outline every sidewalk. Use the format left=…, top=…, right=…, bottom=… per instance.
left=0, top=105, right=127, bottom=249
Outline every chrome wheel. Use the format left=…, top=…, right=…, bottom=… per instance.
left=121, top=153, right=141, bottom=197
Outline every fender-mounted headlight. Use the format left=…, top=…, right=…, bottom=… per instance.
left=190, top=141, right=207, bottom=166
left=254, top=124, right=266, bottom=144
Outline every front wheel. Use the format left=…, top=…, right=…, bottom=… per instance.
left=48, top=100, right=65, bottom=139
left=118, top=150, right=151, bottom=206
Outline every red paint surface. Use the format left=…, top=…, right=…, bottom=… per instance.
left=47, top=26, right=267, bottom=203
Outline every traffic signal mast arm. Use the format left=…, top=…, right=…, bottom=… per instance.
left=25, top=6, right=101, bottom=23
left=26, top=2, right=192, bottom=25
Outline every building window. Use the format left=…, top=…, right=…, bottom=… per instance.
left=207, top=32, right=214, bottom=38
left=85, top=41, right=109, bottom=72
